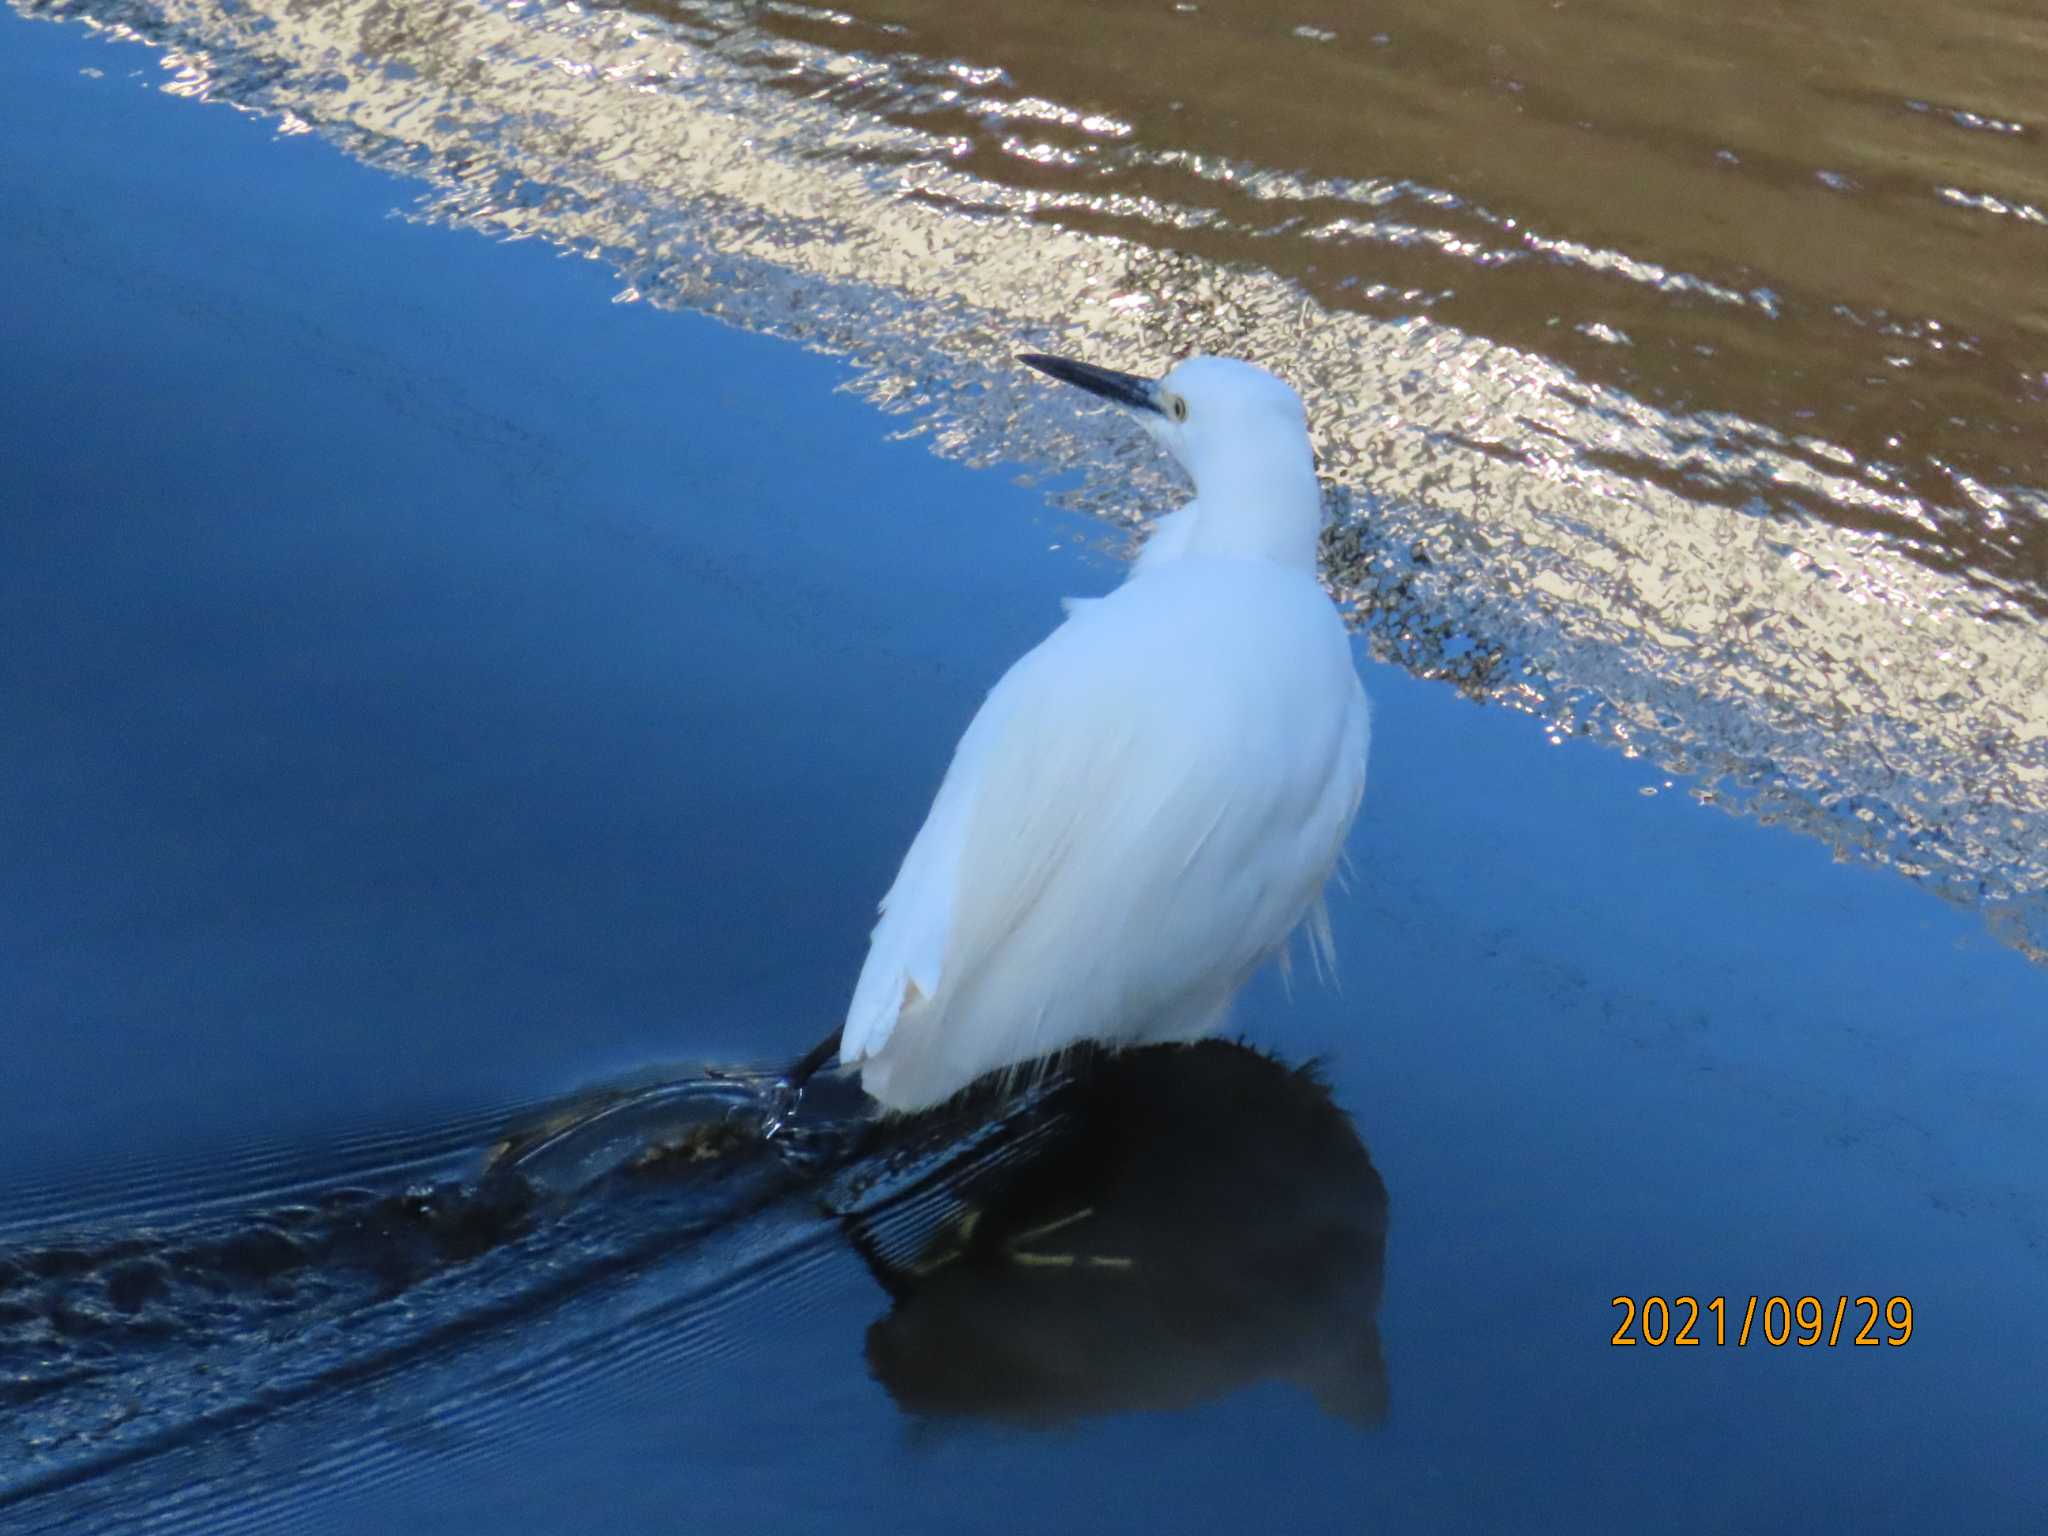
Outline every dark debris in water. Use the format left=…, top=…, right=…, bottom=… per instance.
left=0, top=1174, right=544, bottom=1404
left=0, top=1069, right=862, bottom=1440
left=624, top=1115, right=768, bottom=1173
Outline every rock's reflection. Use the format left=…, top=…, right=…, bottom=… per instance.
left=840, top=1041, right=1390, bottom=1427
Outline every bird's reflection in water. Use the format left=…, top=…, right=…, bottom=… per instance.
left=837, top=1040, right=1390, bottom=1428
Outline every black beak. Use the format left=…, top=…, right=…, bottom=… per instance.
left=1018, top=353, right=1163, bottom=415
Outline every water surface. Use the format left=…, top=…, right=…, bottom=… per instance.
left=3, top=5, right=2045, bottom=1532
left=16, top=0, right=2044, bottom=949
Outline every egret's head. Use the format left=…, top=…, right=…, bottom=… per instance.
left=1019, top=352, right=1313, bottom=490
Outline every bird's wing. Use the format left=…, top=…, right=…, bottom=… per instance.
left=840, top=664, right=1028, bottom=1064
left=843, top=566, right=1358, bottom=1068
left=840, top=593, right=1133, bottom=1065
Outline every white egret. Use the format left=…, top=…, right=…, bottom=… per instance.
left=833, top=353, right=1370, bottom=1113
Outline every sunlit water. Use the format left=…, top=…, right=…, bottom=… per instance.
left=4, top=1, right=2046, bottom=1529
left=13, top=0, right=2045, bottom=954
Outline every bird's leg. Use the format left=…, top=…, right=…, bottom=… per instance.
left=784, top=1024, right=845, bottom=1092
left=757, top=1025, right=847, bottom=1142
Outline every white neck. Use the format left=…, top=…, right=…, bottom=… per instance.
left=1173, top=447, right=1323, bottom=570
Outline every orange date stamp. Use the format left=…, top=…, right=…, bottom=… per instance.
left=1611, top=1295, right=1913, bottom=1347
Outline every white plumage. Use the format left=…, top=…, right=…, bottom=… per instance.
left=841, top=354, right=1370, bottom=1112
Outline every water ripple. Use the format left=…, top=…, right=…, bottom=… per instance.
left=14, top=0, right=2048, bottom=956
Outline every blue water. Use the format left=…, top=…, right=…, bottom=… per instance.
left=2, top=13, right=2044, bottom=1533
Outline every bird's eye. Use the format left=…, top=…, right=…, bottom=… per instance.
left=1168, top=395, right=1189, bottom=423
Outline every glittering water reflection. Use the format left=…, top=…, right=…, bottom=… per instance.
left=15, top=0, right=2047, bottom=953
